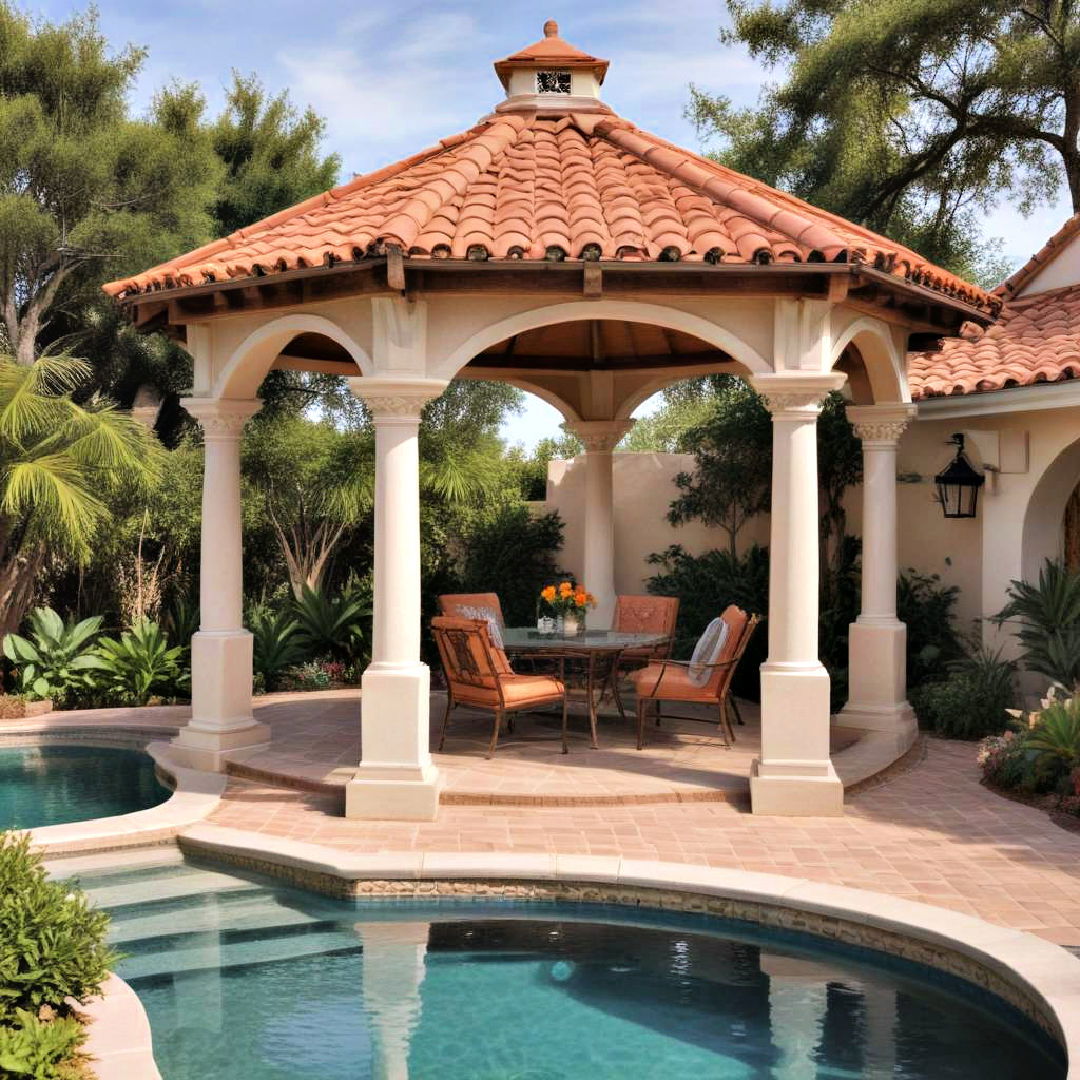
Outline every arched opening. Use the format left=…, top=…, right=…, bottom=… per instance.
left=830, top=321, right=907, bottom=405
left=1024, top=436, right=1080, bottom=579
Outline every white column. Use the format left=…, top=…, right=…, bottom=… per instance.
left=346, top=378, right=447, bottom=821
left=172, top=397, right=269, bottom=772
left=568, top=419, right=633, bottom=628
left=840, top=405, right=918, bottom=749
left=749, top=373, right=846, bottom=817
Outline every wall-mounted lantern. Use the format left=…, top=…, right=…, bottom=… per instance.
left=935, top=433, right=985, bottom=519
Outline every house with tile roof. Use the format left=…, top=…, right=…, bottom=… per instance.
left=104, top=21, right=1008, bottom=821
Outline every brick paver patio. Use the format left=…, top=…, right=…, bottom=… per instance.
left=209, top=737, right=1080, bottom=947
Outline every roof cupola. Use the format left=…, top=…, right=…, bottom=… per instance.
left=493, top=20, right=610, bottom=113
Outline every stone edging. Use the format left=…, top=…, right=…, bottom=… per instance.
left=177, top=824, right=1080, bottom=1076
left=0, top=736, right=226, bottom=855
left=80, top=972, right=162, bottom=1080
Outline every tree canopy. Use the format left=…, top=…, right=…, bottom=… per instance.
left=689, top=0, right=1080, bottom=281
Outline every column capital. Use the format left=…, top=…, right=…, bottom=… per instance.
left=348, top=377, right=448, bottom=421
left=569, top=418, right=634, bottom=453
left=749, top=373, right=847, bottom=418
left=846, top=403, right=918, bottom=446
left=181, top=397, right=261, bottom=438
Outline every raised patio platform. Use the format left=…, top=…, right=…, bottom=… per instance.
left=222, top=689, right=861, bottom=807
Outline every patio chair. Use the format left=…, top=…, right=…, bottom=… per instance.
left=438, top=593, right=505, bottom=633
left=431, top=615, right=569, bottom=757
left=613, top=595, right=679, bottom=669
left=629, top=605, right=759, bottom=750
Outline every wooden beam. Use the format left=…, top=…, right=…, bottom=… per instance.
left=272, top=354, right=362, bottom=376
left=827, top=272, right=851, bottom=304
left=583, top=262, right=602, bottom=298
left=386, top=246, right=406, bottom=291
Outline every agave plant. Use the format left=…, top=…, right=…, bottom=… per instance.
left=2, top=607, right=106, bottom=702
left=95, top=618, right=188, bottom=706
left=292, top=581, right=371, bottom=663
left=996, top=559, right=1080, bottom=691
left=249, top=604, right=306, bottom=692
left=1025, top=696, right=1080, bottom=769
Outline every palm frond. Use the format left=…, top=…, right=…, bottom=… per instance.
left=2, top=455, right=106, bottom=558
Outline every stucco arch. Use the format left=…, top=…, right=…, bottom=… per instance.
left=431, top=300, right=771, bottom=383
left=492, top=377, right=583, bottom=424
left=1021, top=434, right=1080, bottom=580
left=830, top=317, right=908, bottom=405
left=213, top=313, right=371, bottom=399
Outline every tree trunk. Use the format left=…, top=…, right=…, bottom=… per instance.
left=0, top=544, right=46, bottom=637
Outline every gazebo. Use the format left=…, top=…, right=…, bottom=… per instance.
left=104, top=22, right=996, bottom=820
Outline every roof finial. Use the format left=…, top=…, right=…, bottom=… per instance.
left=543, top=19, right=559, bottom=37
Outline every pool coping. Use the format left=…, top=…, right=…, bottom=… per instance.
left=0, top=735, right=226, bottom=855
left=176, top=823, right=1080, bottom=1077
left=81, top=972, right=162, bottom=1080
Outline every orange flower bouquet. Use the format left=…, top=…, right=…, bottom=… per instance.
left=540, top=581, right=597, bottom=617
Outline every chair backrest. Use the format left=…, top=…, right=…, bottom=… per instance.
left=431, top=616, right=507, bottom=694
left=614, top=595, right=679, bottom=638
left=438, top=593, right=505, bottom=629
left=702, top=605, right=756, bottom=697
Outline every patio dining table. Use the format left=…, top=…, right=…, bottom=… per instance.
left=501, top=628, right=668, bottom=748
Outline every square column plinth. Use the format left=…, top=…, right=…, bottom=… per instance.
left=750, top=663, right=844, bottom=817
left=840, top=621, right=918, bottom=745
left=345, top=663, right=443, bottom=821
left=172, top=631, right=270, bottom=772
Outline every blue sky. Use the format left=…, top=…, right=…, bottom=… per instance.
left=31, top=0, right=1075, bottom=446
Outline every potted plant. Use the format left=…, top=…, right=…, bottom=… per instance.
left=539, top=581, right=596, bottom=637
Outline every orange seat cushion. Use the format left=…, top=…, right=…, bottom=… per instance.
left=454, top=674, right=564, bottom=710
left=629, top=663, right=715, bottom=703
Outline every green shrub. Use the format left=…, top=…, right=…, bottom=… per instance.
left=0, top=832, right=115, bottom=1021
left=250, top=605, right=305, bottom=692
left=293, top=581, right=370, bottom=664
left=283, top=661, right=331, bottom=691
left=911, top=646, right=1016, bottom=739
left=1025, top=695, right=1080, bottom=771
left=0, top=1008, right=84, bottom=1079
left=94, top=618, right=188, bottom=705
left=898, top=570, right=965, bottom=686
left=2, top=608, right=106, bottom=703
left=997, top=559, right=1080, bottom=690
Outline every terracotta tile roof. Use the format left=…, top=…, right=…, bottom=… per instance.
left=102, top=109, right=994, bottom=312
left=995, top=213, right=1080, bottom=300
left=908, top=283, right=1080, bottom=399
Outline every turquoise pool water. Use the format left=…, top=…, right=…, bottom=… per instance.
left=72, top=860, right=1065, bottom=1080
left=0, top=743, right=168, bottom=829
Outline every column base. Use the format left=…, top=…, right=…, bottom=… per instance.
left=347, top=661, right=442, bottom=821
left=172, top=630, right=266, bottom=772
left=754, top=661, right=843, bottom=816
left=842, top=620, right=915, bottom=743
left=345, top=763, right=443, bottom=821
left=750, top=758, right=844, bottom=816
left=171, top=721, right=271, bottom=773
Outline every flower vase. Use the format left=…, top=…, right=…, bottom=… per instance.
left=563, top=614, right=581, bottom=637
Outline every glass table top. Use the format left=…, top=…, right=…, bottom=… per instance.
left=502, top=628, right=666, bottom=652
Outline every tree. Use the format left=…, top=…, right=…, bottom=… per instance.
left=666, top=376, right=774, bottom=556
left=688, top=0, right=1079, bottom=280
left=0, top=4, right=221, bottom=366
left=211, top=74, right=340, bottom=236
left=0, top=354, right=161, bottom=633
left=621, top=377, right=733, bottom=452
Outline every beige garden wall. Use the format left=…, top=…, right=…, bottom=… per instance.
left=544, top=393, right=1080, bottom=667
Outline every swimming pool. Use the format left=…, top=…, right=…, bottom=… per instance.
left=74, top=860, right=1065, bottom=1080
left=0, top=743, right=169, bottom=830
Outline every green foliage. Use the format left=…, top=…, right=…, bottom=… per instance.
left=2, top=607, right=105, bottom=702
left=452, top=504, right=566, bottom=626
left=997, top=559, right=1080, bottom=690
left=621, top=381, right=721, bottom=453
left=689, top=0, right=1063, bottom=279
left=910, top=646, right=1016, bottom=739
left=161, top=595, right=199, bottom=662
left=898, top=570, right=966, bottom=686
left=0, top=831, right=115, bottom=1020
left=249, top=604, right=305, bottom=692
left=647, top=544, right=770, bottom=699
left=210, top=73, right=340, bottom=237
left=0, top=1008, right=83, bottom=1079
left=1026, top=696, right=1080, bottom=770
left=94, top=618, right=187, bottom=705
left=292, top=582, right=371, bottom=664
